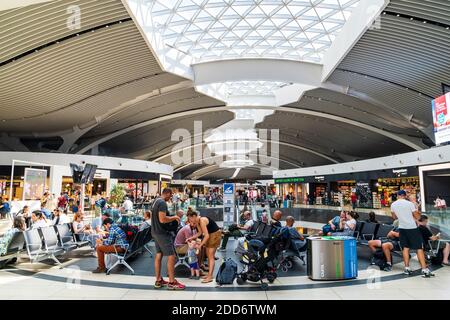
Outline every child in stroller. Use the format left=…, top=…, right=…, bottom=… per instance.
left=235, top=222, right=291, bottom=289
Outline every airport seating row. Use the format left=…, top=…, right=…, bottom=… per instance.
left=0, top=223, right=152, bottom=275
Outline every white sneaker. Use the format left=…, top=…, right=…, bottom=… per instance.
left=421, top=269, right=435, bottom=278
left=403, top=268, right=413, bottom=276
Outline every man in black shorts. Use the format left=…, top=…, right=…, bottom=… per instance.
left=391, top=190, right=434, bottom=277
left=152, top=188, right=185, bottom=290
left=368, top=228, right=401, bottom=271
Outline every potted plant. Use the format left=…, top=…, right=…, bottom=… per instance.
left=109, top=184, right=125, bottom=205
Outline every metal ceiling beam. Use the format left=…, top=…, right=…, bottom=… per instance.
left=75, top=104, right=425, bottom=155
left=146, top=140, right=338, bottom=166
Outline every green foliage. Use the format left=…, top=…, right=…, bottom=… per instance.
left=109, top=184, right=125, bottom=205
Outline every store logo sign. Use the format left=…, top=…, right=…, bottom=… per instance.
left=274, top=177, right=305, bottom=183
left=314, top=176, right=325, bottom=181
left=392, top=169, right=408, bottom=176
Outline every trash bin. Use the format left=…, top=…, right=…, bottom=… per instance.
left=307, top=236, right=357, bottom=280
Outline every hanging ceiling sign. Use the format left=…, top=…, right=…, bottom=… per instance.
left=432, top=92, right=450, bottom=145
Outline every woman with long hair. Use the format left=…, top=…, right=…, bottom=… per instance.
left=186, top=211, right=222, bottom=283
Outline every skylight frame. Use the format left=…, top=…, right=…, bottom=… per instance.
left=141, top=0, right=360, bottom=65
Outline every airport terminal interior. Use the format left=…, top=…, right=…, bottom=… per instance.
left=0, top=0, right=450, bottom=301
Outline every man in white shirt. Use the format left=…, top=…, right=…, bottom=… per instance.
left=219, top=211, right=254, bottom=251
left=52, top=208, right=70, bottom=225
left=122, top=197, right=134, bottom=212
left=391, top=190, right=434, bottom=277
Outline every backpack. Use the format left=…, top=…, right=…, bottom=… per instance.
left=216, top=259, right=238, bottom=285
left=430, top=248, right=444, bottom=265
left=118, top=224, right=139, bottom=242
left=373, top=248, right=387, bottom=269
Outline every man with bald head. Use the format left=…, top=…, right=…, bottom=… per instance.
left=271, top=210, right=282, bottom=228
left=285, top=216, right=306, bottom=251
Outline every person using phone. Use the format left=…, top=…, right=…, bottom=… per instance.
left=72, top=213, right=96, bottom=247
left=418, top=215, right=450, bottom=266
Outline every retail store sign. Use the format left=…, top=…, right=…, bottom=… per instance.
left=94, top=169, right=109, bottom=179
left=432, top=92, right=450, bottom=145
left=274, top=177, right=305, bottom=184
left=314, top=176, right=325, bottom=182
left=392, top=168, right=408, bottom=177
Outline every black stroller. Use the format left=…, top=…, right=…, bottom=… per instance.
left=235, top=222, right=291, bottom=289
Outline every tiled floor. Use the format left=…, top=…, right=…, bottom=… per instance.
left=1, top=242, right=449, bottom=300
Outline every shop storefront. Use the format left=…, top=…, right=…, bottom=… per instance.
left=0, top=165, right=51, bottom=201
left=372, top=176, right=419, bottom=208
left=274, top=177, right=309, bottom=205
left=276, top=167, right=420, bottom=209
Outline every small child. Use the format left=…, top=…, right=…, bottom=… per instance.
left=187, top=239, right=200, bottom=280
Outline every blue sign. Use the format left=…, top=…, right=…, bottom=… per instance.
left=223, top=183, right=234, bottom=194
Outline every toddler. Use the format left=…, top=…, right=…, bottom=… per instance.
left=187, top=239, right=201, bottom=280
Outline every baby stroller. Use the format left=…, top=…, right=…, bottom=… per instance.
left=235, top=223, right=291, bottom=289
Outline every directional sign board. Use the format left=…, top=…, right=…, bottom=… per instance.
left=223, top=183, right=235, bottom=226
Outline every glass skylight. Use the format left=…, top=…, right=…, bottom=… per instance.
left=144, top=0, right=360, bottom=64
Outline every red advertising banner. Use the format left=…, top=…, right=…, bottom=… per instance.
left=432, top=92, right=450, bottom=144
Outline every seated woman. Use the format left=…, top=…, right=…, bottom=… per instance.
left=16, top=205, right=32, bottom=229
left=321, top=211, right=345, bottom=235
left=0, top=217, right=26, bottom=265
left=139, top=211, right=151, bottom=231
left=31, top=210, right=49, bottom=229
left=330, top=211, right=357, bottom=236
left=72, top=213, right=96, bottom=247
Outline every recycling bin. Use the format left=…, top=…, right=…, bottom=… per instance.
left=307, top=236, right=358, bottom=281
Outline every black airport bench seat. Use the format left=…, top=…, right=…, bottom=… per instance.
left=105, top=226, right=152, bottom=275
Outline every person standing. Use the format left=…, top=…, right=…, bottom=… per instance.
left=390, top=190, right=434, bottom=277
left=57, top=193, right=68, bottom=211
left=186, top=211, right=222, bottom=283
left=122, top=197, right=134, bottom=213
left=151, top=188, right=185, bottom=290
left=351, top=192, right=357, bottom=210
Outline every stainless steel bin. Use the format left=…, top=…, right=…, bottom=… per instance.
left=307, top=236, right=358, bottom=280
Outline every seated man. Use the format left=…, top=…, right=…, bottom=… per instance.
left=219, top=211, right=254, bottom=251
left=92, top=218, right=129, bottom=273
left=418, top=214, right=450, bottom=266
left=368, top=228, right=400, bottom=271
left=174, top=223, right=196, bottom=255
left=285, top=216, right=306, bottom=251
left=270, top=210, right=282, bottom=228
